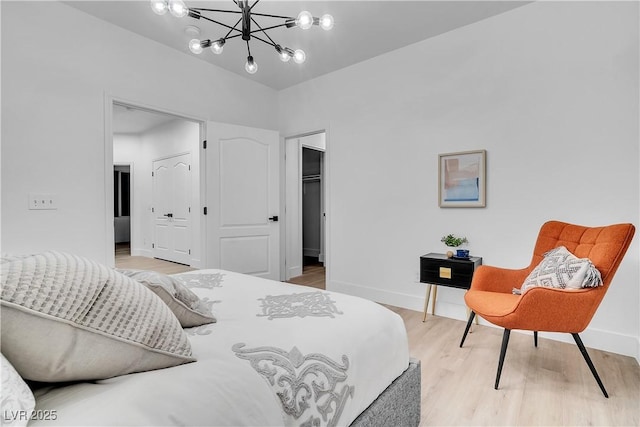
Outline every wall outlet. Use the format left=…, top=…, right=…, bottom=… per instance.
left=29, top=193, right=57, bottom=210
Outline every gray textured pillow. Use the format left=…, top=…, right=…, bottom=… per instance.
left=521, top=246, right=602, bottom=294
left=0, top=251, right=195, bottom=382
left=117, top=269, right=216, bottom=328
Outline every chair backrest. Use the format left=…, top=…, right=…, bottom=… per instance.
left=529, top=221, right=635, bottom=292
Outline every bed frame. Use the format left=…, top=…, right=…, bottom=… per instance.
left=351, top=358, right=421, bottom=426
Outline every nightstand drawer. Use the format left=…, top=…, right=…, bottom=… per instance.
left=420, top=253, right=482, bottom=290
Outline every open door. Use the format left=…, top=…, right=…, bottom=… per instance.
left=206, top=122, right=280, bottom=280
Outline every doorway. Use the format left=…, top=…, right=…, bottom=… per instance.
left=284, top=132, right=327, bottom=281
left=111, top=102, right=201, bottom=267
left=113, top=164, right=131, bottom=255
left=302, top=147, right=324, bottom=266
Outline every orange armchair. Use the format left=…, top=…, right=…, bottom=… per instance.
left=460, top=220, right=635, bottom=397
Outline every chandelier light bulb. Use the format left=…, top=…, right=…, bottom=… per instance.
left=293, top=49, right=306, bottom=64
left=319, top=14, right=334, bottom=30
left=296, top=11, right=313, bottom=30
left=188, top=39, right=203, bottom=54
left=168, top=0, right=188, bottom=18
left=275, top=45, right=291, bottom=62
left=245, top=56, right=258, bottom=74
left=150, top=0, right=168, bottom=15
left=211, top=40, right=225, bottom=54
left=279, top=51, right=291, bottom=62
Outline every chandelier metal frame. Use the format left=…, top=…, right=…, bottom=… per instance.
left=151, top=0, right=333, bottom=74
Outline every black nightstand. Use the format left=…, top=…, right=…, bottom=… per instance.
left=420, top=253, right=482, bottom=321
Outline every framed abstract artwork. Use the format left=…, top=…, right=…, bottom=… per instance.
left=438, top=150, right=486, bottom=208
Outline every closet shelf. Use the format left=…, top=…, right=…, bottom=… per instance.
left=302, top=174, right=322, bottom=182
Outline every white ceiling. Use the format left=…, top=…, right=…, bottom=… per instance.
left=66, top=1, right=529, bottom=91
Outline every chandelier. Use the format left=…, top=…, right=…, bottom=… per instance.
left=150, top=0, right=334, bottom=74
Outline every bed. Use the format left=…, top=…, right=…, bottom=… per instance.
left=1, top=252, right=420, bottom=427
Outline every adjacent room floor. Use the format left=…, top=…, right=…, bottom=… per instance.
left=115, top=251, right=640, bottom=426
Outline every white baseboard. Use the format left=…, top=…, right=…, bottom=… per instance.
left=287, top=266, right=303, bottom=280
left=327, top=280, right=426, bottom=312
left=328, top=279, right=640, bottom=362
left=131, top=248, right=153, bottom=257
left=129, top=249, right=198, bottom=269
left=303, top=248, right=320, bottom=257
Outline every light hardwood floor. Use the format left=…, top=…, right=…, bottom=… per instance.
left=286, top=262, right=326, bottom=289
left=115, top=252, right=640, bottom=426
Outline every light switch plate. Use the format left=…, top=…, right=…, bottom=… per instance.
left=29, top=193, right=57, bottom=210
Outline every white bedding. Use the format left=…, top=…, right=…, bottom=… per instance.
left=30, top=270, right=410, bottom=427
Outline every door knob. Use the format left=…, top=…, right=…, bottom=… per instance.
left=164, top=213, right=173, bottom=218
left=268, top=216, right=279, bottom=222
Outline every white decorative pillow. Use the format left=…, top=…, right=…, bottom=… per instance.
left=117, top=269, right=216, bottom=328
left=1, top=354, right=35, bottom=427
left=0, top=251, right=195, bottom=382
left=520, top=246, right=602, bottom=294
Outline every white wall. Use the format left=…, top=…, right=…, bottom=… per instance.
left=278, top=2, right=640, bottom=359
left=2, top=0, right=638, bottom=360
left=114, top=119, right=201, bottom=266
left=1, top=1, right=278, bottom=264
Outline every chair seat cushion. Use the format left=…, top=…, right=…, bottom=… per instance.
left=464, top=290, right=520, bottom=318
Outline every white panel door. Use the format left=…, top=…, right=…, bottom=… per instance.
left=152, top=162, right=171, bottom=260
left=152, top=153, right=191, bottom=265
left=206, top=122, right=279, bottom=280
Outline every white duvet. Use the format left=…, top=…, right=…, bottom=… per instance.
left=30, top=270, right=410, bottom=427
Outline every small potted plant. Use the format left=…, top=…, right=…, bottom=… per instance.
left=441, top=234, right=469, bottom=258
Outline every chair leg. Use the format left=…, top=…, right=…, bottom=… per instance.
left=459, top=311, right=476, bottom=348
left=495, top=329, right=511, bottom=390
left=572, top=333, right=609, bottom=398
left=534, top=331, right=538, bottom=347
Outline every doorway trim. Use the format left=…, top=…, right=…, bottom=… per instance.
left=283, top=130, right=328, bottom=281
left=103, top=93, right=207, bottom=268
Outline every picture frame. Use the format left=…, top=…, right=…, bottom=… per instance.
left=438, top=149, right=486, bottom=208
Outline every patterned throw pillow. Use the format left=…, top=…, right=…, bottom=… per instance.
left=117, top=269, right=216, bottom=327
left=520, top=246, right=602, bottom=294
left=0, top=251, right=195, bottom=382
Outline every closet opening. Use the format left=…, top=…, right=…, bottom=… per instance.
left=284, top=131, right=326, bottom=282
left=302, top=147, right=324, bottom=267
